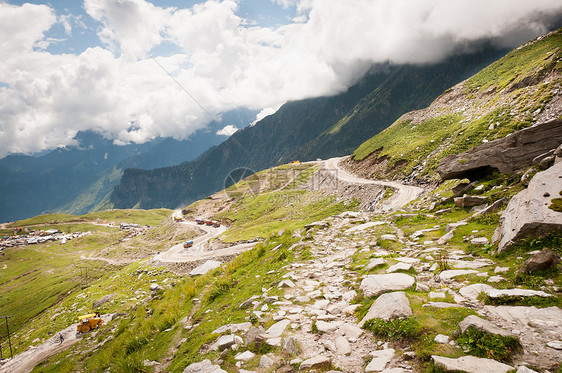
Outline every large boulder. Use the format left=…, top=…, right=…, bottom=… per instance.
left=432, top=355, right=512, bottom=373
left=493, top=161, right=562, bottom=253
left=359, top=273, right=415, bottom=297
left=517, top=248, right=561, bottom=275
left=437, top=119, right=562, bottom=181
left=359, top=292, right=412, bottom=327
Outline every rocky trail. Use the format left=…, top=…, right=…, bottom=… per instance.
left=185, top=209, right=562, bottom=373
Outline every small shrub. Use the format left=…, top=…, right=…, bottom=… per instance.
left=206, top=276, right=233, bottom=303
left=311, top=320, right=319, bottom=334
left=363, top=317, right=422, bottom=340
left=456, top=327, right=521, bottom=361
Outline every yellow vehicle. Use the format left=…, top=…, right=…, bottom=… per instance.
left=76, top=313, right=103, bottom=333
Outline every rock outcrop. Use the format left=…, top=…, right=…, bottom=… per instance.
left=493, top=161, right=562, bottom=253
left=437, top=119, right=562, bottom=180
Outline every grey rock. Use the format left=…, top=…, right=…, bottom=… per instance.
left=335, top=336, right=351, bottom=355
left=438, top=270, right=479, bottom=282
left=92, top=294, right=115, bottom=309
left=546, top=340, right=562, bottom=350
left=434, top=334, right=450, bottom=344
left=432, top=355, right=512, bottom=373
left=437, top=230, right=454, bottom=245
left=437, top=118, right=562, bottom=181
left=517, top=367, right=537, bottom=373
left=365, top=349, right=395, bottom=372
left=149, top=284, right=164, bottom=292
left=316, top=320, right=338, bottom=333
left=381, top=234, right=397, bottom=241
left=459, top=283, right=495, bottom=300
left=259, top=355, right=274, bottom=368
left=470, top=237, right=489, bottom=245
left=338, top=323, right=363, bottom=339
left=366, top=258, right=386, bottom=271
left=283, top=337, right=299, bottom=355
left=446, top=221, right=467, bottom=232
left=240, top=295, right=259, bottom=309
left=470, top=198, right=508, bottom=219
left=459, top=315, right=514, bottom=338
left=299, top=355, right=330, bottom=370
left=190, top=260, right=222, bottom=276
left=234, top=351, right=255, bottom=361
left=359, top=292, right=412, bottom=327
left=182, top=359, right=227, bottom=373
left=518, top=248, right=561, bottom=275
left=360, top=273, right=415, bottom=297
left=452, top=181, right=478, bottom=196
left=386, top=263, right=412, bottom=273
left=213, top=335, right=236, bottom=351
left=260, top=319, right=290, bottom=339
left=245, top=326, right=265, bottom=346
left=212, top=322, right=253, bottom=335
left=493, top=161, right=562, bottom=253
left=454, top=195, right=488, bottom=208
left=305, top=221, right=329, bottom=229
left=485, top=288, right=552, bottom=299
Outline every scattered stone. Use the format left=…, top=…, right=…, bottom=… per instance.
left=260, top=319, right=290, bottom=339
left=235, top=351, right=256, bottom=362
left=92, top=294, right=115, bottom=309
left=546, top=340, right=562, bottom=350
left=487, top=276, right=505, bottom=283
left=452, top=259, right=492, bottom=269
left=516, top=366, right=537, bottom=373
left=299, top=355, right=331, bottom=370
left=245, top=326, right=265, bottom=346
left=429, top=292, right=446, bottom=299
left=416, top=283, right=430, bottom=292
left=259, top=355, right=274, bottom=368
left=366, top=258, right=386, bottom=271
left=493, top=161, right=562, bottom=253
left=446, top=221, right=467, bottom=232
left=266, top=337, right=282, bottom=347
left=345, top=222, right=385, bottom=234
left=438, top=270, right=479, bottom=282
left=518, top=248, right=561, bottom=275
left=485, top=288, right=552, bottom=299
left=305, top=221, right=329, bottom=229
left=190, top=260, right=222, bottom=276
left=182, top=359, right=227, bottom=373
left=316, top=321, right=339, bottom=333
left=454, top=195, right=488, bottom=208
left=338, top=323, right=363, bottom=339
left=149, top=283, right=164, bottom=292
left=386, top=263, right=412, bottom=273
left=212, top=322, right=253, bottom=335
left=437, top=231, right=454, bottom=245
left=459, top=315, right=514, bottom=338
left=359, top=292, right=412, bottom=327
left=213, top=335, right=236, bottom=351
left=240, top=295, right=259, bottom=309
left=381, top=234, right=397, bottom=241
left=278, top=279, right=296, bottom=288
left=494, top=266, right=509, bottom=274
left=470, top=198, right=508, bottom=219
left=432, top=355, right=512, bottom=373
left=470, top=237, right=489, bottom=245
left=434, top=334, right=450, bottom=344
left=335, top=336, right=351, bottom=355
left=435, top=208, right=452, bottom=215
left=360, top=274, right=416, bottom=297
left=365, top=349, right=395, bottom=372
left=282, top=337, right=299, bottom=355
left=459, top=283, right=495, bottom=300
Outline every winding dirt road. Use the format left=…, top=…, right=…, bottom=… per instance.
left=152, top=221, right=256, bottom=263
left=324, top=157, right=423, bottom=211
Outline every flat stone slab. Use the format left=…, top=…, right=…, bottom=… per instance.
left=452, top=259, right=493, bottom=269
left=485, top=288, right=552, bottom=299
left=260, top=319, right=290, bottom=339
left=423, top=302, right=466, bottom=309
left=459, top=283, right=495, bottom=300
left=299, top=355, right=330, bottom=370
left=386, top=262, right=412, bottom=273
left=366, top=258, right=386, bottom=271
left=235, top=351, right=256, bottom=361
left=438, top=269, right=479, bottom=282
left=365, top=349, right=395, bottom=372
left=345, top=221, right=385, bottom=234
left=190, top=260, right=222, bottom=276
left=459, top=315, right=514, bottom=337
left=360, top=273, right=415, bottom=297
left=432, top=355, right=512, bottom=373
left=359, top=291, right=412, bottom=327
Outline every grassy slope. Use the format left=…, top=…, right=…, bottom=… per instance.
left=352, top=29, right=562, bottom=180
left=0, top=209, right=172, bottom=353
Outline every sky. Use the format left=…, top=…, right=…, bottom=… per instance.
left=1, top=0, right=562, bottom=159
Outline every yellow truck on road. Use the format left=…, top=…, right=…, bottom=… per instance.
left=76, top=313, right=103, bottom=333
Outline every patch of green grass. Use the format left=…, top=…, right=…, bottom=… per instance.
left=81, top=208, right=172, bottom=227
left=482, top=294, right=560, bottom=308
left=7, top=213, right=83, bottom=227
left=465, top=29, right=562, bottom=91
left=456, top=327, right=521, bottom=362
left=363, top=317, right=422, bottom=340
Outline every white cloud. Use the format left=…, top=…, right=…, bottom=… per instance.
left=216, top=124, right=239, bottom=136
left=1, top=0, right=562, bottom=158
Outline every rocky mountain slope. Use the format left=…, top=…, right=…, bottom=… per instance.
left=347, top=29, right=562, bottom=184
left=109, top=48, right=508, bottom=210
left=0, top=30, right=561, bottom=373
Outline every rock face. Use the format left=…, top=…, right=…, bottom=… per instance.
left=437, top=119, right=562, bottom=180
left=458, top=315, right=514, bottom=338
left=92, top=294, right=115, bottom=309
left=359, top=292, right=412, bottom=327
left=454, top=195, right=487, bottom=208
left=493, top=161, right=562, bottom=253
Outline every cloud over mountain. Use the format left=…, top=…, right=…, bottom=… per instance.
left=1, top=0, right=561, bottom=158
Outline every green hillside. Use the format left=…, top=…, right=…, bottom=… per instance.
left=352, top=29, right=562, bottom=181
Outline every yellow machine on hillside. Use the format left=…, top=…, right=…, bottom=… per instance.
left=76, top=313, right=103, bottom=333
